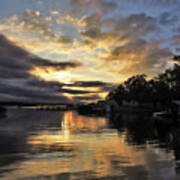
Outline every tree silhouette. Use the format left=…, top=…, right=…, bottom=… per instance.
left=106, top=56, right=180, bottom=109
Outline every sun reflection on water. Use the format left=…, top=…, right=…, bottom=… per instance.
left=1, top=111, right=176, bottom=180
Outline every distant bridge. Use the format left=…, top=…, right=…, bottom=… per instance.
left=35, top=104, right=74, bottom=111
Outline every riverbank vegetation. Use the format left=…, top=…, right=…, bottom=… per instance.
left=106, top=56, right=180, bottom=110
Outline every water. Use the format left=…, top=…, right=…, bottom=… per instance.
left=0, top=109, right=180, bottom=180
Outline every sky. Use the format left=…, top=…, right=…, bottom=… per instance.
left=0, top=0, right=179, bottom=104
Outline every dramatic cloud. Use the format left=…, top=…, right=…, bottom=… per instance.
left=103, top=39, right=173, bottom=76
left=72, top=94, right=102, bottom=103
left=159, top=12, right=178, bottom=25
left=70, top=0, right=117, bottom=16
left=72, top=81, right=111, bottom=88
left=114, top=13, right=157, bottom=36
left=70, top=81, right=115, bottom=92
left=79, top=12, right=158, bottom=51
left=3, top=9, right=75, bottom=46
left=0, top=34, right=87, bottom=103
left=0, top=0, right=179, bottom=103
left=0, top=34, right=81, bottom=78
left=172, top=35, right=180, bottom=45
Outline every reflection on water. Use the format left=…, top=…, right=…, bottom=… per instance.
left=0, top=109, right=180, bottom=179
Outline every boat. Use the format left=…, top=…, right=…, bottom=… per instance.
left=153, top=100, right=180, bottom=119
left=153, top=111, right=172, bottom=118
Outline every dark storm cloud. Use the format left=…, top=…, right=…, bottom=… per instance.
left=26, top=78, right=94, bottom=96
left=159, top=12, right=178, bottom=25
left=104, top=39, right=173, bottom=75
left=30, top=58, right=82, bottom=70
left=113, top=13, right=158, bottom=38
left=80, top=12, right=158, bottom=47
left=66, top=81, right=115, bottom=95
left=0, top=78, right=93, bottom=103
left=125, top=0, right=180, bottom=7
left=71, top=81, right=115, bottom=91
left=0, top=34, right=81, bottom=78
left=73, top=81, right=111, bottom=87
left=59, top=89, right=93, bottom=94
left=73, top=95, right=101, bottom=102
left=81, top=27, right=105, bottom=40
left=27, top=78, right=95, bottom=95
left=26, top=79, right=64, bottom=89
left=0, top=80, right=69, bottom=103
left=0, top=34, right=84, bottom=103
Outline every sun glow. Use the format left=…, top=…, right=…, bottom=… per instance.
left=29, top=66, right=109, bottom=102
left=29, top=66, right=73, bottom=83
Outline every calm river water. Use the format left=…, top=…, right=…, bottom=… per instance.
left=0, top=108, right=180, bottom=180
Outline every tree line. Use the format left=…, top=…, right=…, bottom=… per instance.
left=106, top=56, right=180, bottom=109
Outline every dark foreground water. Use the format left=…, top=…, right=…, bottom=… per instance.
left=0, top=109, right=180, bottom=180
